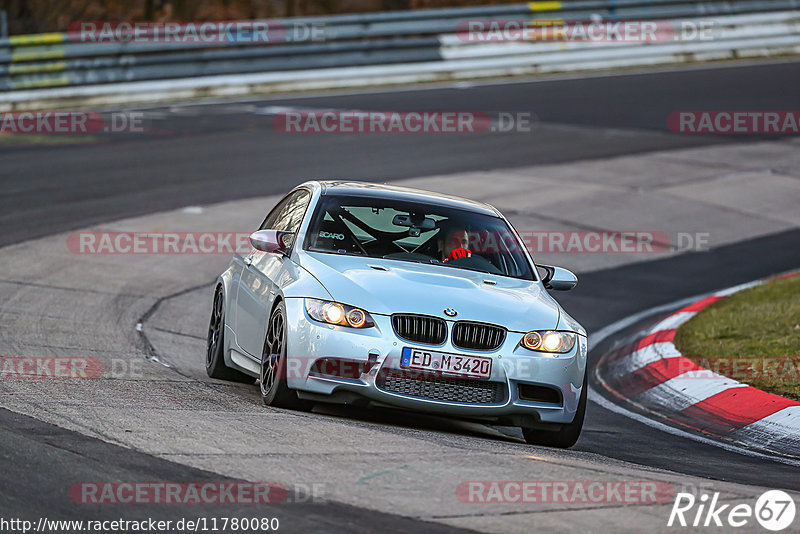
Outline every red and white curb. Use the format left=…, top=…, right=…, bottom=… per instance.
left=595, top=271, right=800, bottom=460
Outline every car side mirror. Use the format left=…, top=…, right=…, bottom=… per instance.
left=539, top=264, right=577, bottom=291
left=249, top=230, right=294, bottom=255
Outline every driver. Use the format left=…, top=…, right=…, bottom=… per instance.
left=440, top=226, right=472, bottom=263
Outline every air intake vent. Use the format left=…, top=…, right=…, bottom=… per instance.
left=391, top=314, right=447, bottom=345
left=518, top=383, right=563, bottom=405
left=378, top=372, right=505, bottom=404
left=452, top=321, right=506, bottom=351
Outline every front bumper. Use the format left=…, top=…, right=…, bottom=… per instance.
left=283, top=298, right=588, bottom=425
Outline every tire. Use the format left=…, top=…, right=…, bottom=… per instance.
left=206, top=286, right=254, bottom=383
left=522, top=370, right=587, bottom=448
left=260, top=301, right=313, bottom=411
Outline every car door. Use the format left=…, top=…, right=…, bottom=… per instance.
left=234, top=189, right=311, bottom=358
left=230, top=192, right=294, bottom=352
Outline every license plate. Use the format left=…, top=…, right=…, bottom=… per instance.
left=400, top=347, right=492, bottom=378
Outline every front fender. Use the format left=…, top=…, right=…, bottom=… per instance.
left=278, top=262, right=333, bottom=301
left=218, top=259, right=243, bottom=367
left=230, top=255, right=333, bottom=360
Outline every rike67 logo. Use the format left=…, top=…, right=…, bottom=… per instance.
left=668, top=490, right=796, bottom=531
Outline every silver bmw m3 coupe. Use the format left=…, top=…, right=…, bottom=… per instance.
left=206, top=181, right=588, bottom=447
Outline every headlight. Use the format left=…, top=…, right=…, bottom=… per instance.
left=521, top=331, right=576, bottom=353
left=305, top=299, right=375, bottom=328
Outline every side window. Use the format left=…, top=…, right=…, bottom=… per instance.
left=260, top=189, right=311, bottom=232
left=260, top=196, right=293, bottom=231
left=281, top=190, right=311, bottom=233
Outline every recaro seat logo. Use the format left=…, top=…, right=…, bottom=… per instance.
left=668, top=490, right=796, bottom=531
left=319, top=231, right=345, bottom=240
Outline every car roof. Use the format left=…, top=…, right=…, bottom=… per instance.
left=311, top=180, right=500, bottom=217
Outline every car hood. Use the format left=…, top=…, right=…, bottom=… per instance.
left=299, top=252, right=560, bottom=332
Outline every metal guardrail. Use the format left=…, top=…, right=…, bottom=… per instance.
left=0, top=0, right=798, bottom=96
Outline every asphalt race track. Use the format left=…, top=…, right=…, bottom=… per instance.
left=3, top=59, right=800, bottom=246
left=1, top=59, right=799, bottom=532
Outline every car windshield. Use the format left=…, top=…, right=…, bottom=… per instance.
left=303, top=194, right=535, bottom=280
